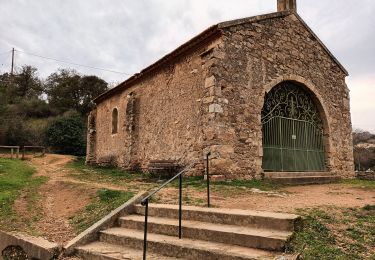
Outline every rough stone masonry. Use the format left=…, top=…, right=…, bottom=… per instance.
left=86, top=1, right=354, bottom=180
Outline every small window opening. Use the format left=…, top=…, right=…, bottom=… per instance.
left=112, top=108, right=118, bottom=134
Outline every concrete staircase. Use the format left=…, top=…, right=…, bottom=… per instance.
left=76, top=204, right=301, bottom=260
left=264, top=172, right=341, bottom=185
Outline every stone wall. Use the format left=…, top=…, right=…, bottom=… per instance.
left=0, top=231, right=59, bottom=260
left=86, top=111, right=97, bottom=165
left=356, top=171, right=375, bottom=181
left=89, top=12, right=354, bottom=180
left=204, top=13, right=354, bottom=179
left=91, top=37, right=223, bottom=174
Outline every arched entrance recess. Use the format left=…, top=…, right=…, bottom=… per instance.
left=261, top=81, right=326, bottom=172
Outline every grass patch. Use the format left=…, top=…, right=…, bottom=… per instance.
left=67, top=157, right=139, bottom=181
left=289, top=206, right=375, bottom=259
left=69, top=188, right=134, bottom=234
left=66, top=158, right=159, bottom=194
left=68, top=157, right=283, bottom=189
left=69, top=158, right=281, bottom=192
left=341, top=179, right=375, bottom=190
left=0, top=158, right=47, bottom=232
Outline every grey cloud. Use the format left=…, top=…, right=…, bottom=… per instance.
left=0, top=0, right=374, bottom=130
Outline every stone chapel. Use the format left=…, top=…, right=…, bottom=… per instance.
left=86, top=0, right=354, bottom=182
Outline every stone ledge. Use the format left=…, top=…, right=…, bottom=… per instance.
left=356, top=172, right=375, bottom=181
left=64, top=191, right=148, bottom=256
left=0, top=231, right=59, bottom=260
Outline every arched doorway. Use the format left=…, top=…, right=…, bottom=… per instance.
left=261, top=81, right=326, bottom=172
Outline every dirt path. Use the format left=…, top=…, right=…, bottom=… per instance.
left=28, top=154, right=91, bottom=244
left=14, top=154, right=375, bottom=244
left=19, top=154, right=132, bottom=245
left=215, top=184, right=375, bottom=213
left=156, top=181, right=375, bottom=214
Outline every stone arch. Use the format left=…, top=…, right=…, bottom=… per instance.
left=261, top=75, right=332, bottom=171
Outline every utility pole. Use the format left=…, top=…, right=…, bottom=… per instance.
left=11, top=48, right=15, bottom=75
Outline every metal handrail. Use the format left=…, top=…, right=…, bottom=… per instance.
left=141, top=162, right=197, bottom=260
left=141, top=165, right=193, bottom=204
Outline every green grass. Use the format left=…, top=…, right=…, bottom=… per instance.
left=289, top=206, right=375, bottom=259
left=66, top=157, right=140, bottom=183
left=67, top=158, right=284, bottom=206
left=69, top=188, right=134, bottom=234
left=69, top=158, right=281, bottom=190
left=0, top=158, right=47, bottom=232
left=341, top=179, right=375, bottom=190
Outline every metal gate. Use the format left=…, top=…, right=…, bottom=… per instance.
left=261, top=82, right=326, bottom=172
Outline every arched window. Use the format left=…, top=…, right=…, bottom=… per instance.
left=112, top=108, right=118, bottom=134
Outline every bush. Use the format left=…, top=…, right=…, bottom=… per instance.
left=45, top=111, right=86, bottom=155
left=4, top=116, right=31, bottom=146
left=26, top=118, right=51, bottom=146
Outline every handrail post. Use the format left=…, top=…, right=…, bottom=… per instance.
left=179, top=173, right=182, bottom=239
left=143, top=199, right=149, bottom=260
left=140, top=162, right=195, bottom=258
left=206, top=152, right=211, bottom=208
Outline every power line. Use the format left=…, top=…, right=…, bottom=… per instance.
left=15, top=49, right=132, bottom=75
left=0, top=51, right=11, bottom=56
left=0, top=53, right=10, bottom=66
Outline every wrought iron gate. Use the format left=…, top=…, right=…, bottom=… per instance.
left=261, top=82, right=326, bottom=172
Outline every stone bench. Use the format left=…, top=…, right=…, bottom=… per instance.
left=148, top=160, right=181, bottom=179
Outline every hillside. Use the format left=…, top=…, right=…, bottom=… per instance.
left=353, top=130, right=375, bottom=171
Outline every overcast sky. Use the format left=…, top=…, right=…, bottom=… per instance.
left=0, top=0, right=374, bottom=132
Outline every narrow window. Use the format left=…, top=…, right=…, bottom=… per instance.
left=112, top=108, right=118, bottom=134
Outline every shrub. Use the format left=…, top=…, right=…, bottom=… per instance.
left=45, top=111, right=86, bottom=155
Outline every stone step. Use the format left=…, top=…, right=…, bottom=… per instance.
left=268, top=175, right=341, bottom=185
left=99, top=227, right=281, bottom=260
left=134, top=204, right=300, bottom=232
left=264, top=172, right=332, bottom=178
left=119, top=215, right=291, bottom=251
left=76, top=241, right=182, bottom=260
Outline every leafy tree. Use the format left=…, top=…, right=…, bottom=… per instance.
left=14, top=66, right=43, bottom=99
left=2, top=66, right=43, bottom=104
left=79, top=75, right=108, bottom=114
left=45, top=69, right=108, bottom=115
left=0, top=73, right=13, bottom=105
left=0, top=66, right=108, bottom=152
left=45, top=111, right=86, bottom=155
left=44, top=69, right=80, bottom=113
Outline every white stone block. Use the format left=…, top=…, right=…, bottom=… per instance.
left=209, top=104, right=223, bottom=113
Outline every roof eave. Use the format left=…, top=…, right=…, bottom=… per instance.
left=94, top=10, right=349, bottom=104
left=293, top=13, right=349, bottom=76
left=94, top=25, right=221, bottom=104
left=218, top=11, right=349, bottom=77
